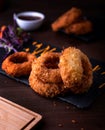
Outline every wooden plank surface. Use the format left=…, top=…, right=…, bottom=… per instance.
left=0, top=97, right=42, bottom=130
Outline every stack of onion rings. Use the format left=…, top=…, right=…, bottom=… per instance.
left=29, top=48, right=93, bottom=97
left=29, top=52, right=64, bottom=97
left=2, top=51, right=35, bottom=77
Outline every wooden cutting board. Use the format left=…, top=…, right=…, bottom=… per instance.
left=0, top=96, right=42, bottom=130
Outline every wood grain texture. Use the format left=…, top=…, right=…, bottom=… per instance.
left=0, top=97, right=42, bottom=130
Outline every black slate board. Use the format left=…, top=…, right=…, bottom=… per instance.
left=0, top=45, right=105, bottom=109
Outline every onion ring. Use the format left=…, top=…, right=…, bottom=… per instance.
left=29, top=70, right=64, bottom=97
left=58, top=47, right=93, bottom=94
left=32, top=52, right=62, bottom=83
left=2, top=51, right=35, bottom=77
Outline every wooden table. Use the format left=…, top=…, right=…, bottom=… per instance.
left=0, top=0, right=105, bottom=130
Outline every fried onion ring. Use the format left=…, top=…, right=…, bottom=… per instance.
left=2, top=51, right=35, bottom=77
left=32, top=52, right=62, bottom=83
left=29, top=70, right=64, bottom=97
left=59, top=47, right=93, bottom=94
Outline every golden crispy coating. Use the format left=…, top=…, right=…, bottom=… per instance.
left=58, top=47, right=93, bottom=94
left=32, top=52, right=62, bottom=83
left=29, top=67, right=64, bottom=98
left=65, top=20, right=93, bottom=35
left=29, top=47, right=93, bottom=97
left=51, top=7, right=82, bottom=31
left=2, top=51, right=35, bottom=77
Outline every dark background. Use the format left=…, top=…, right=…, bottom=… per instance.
left=1, top=0, right=105, bottom=61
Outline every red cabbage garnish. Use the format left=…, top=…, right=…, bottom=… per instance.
left=0, top=25, right=31, bottom=59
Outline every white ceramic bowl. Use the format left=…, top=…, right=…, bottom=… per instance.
left=14, top=11, right=45, bottom=31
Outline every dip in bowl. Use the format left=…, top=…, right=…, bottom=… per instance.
left=14, top=11, right=45, bottom=31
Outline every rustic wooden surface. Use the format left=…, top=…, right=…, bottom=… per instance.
left=0, top=97, right=42, bottom=130
left=0, top=0, right=105, bottom=130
